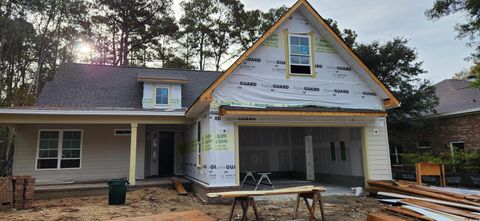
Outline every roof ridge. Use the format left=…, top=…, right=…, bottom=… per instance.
left=64, top=63, right=223, bottom=74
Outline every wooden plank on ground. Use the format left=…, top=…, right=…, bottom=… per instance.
left=410, top=185, right=480, bottom=202
left=368, top=180, right=480, bottom=207
left=109, top=210, right=216, bottom=221
left=384, top=206, right=434, bottom=221
left=367, top=213, right=408, bottom=221
left=401, top=205, right=459, bottom=221
left=401, top=198, right=480, bottom=220
left=378, top=192, right=480, bottom=212
left=172, top=177, right=187, bottom=195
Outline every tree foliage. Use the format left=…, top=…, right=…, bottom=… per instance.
left=91, top=0, right=178, bottom=66
left=426, top=0, right=480, bottom=61
left=355, top=38, right=439, bottom=130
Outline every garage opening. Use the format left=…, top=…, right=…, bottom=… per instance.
left=239, top=126, right=365, bottom=189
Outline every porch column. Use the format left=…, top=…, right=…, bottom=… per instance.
left=129, top=123, right=138, bottom=185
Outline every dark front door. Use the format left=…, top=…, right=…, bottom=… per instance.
left=158, top=132, right=174, bottom=176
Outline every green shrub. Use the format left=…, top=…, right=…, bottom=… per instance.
left=400, top=150, right=480, bottom=173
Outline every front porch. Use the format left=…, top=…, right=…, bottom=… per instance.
left=9, top=120, right=189, bottom=187
left=34, top=177, right=191, bottom=200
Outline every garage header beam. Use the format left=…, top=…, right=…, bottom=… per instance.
left=219, top=107, right=387, bottom=118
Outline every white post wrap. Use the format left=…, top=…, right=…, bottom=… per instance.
left=129, top=123, right=138, bottom=185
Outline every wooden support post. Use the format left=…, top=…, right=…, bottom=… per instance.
left=129, top=123, right=138, bottom=185
left=228, top=197, right=259, bottom=221
left=293, top=191, right=325, bottom=221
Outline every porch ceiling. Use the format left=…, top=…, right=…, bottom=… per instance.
left=0, top=114, right=190, bottom=124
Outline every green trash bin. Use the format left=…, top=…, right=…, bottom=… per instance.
left=107, top=179, right=129, bottom=205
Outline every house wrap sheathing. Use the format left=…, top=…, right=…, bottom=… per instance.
left=181, top=1, right=399, bottom=187
left=1, top=0, right=399, bottom=189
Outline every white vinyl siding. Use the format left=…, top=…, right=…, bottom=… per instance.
left=13, top=124, right=145, bottom=185
left=364, top=124, right=392, bottom=180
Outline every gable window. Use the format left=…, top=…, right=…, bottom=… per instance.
left=37, top=130, right=82, bottom=170
left=288, top=34, right=312, bottom=75
left=155, top=87, right=169, bottom=105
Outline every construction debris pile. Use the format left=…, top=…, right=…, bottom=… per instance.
left=366, top=180, right=480, bottom=221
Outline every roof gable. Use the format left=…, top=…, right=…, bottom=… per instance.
left=186, top=0, right=400, bottom=116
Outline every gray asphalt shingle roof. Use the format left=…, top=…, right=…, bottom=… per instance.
left=433, top=79, right=480, bottom=115
left=36, top=63, right=222, bottom=109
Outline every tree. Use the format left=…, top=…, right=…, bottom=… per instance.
left=324, top=18, right=358, bottom=48
left=180, top=0, right=216, bottom=70
left=22, top=0, right=90, bottom=95
left=451, top=64, right=480, bottom=88
left=453, top=64, right=479, bottom=79
left=163, top=56, right=195, bottom=69
left=237, top=6, right=288, bottom=51
left=355, top=38, right=439, bottom=129
left=426, top=0, right=480, bottom=61
left=208, top=0, right=244, bottom=71
left=91, top=0, right=178, bottom=66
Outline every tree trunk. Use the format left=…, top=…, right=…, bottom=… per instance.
left=199, top=33, right=205, bottom=70
left=112, top=26, right=117, bottom=65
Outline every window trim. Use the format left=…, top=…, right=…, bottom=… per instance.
left=35, top=129, right=83, bottom=171
left=287, top=33, right=314, bottom=77
left=114, top=129, right=131, bottom=136
left=449, top=141, right=465, bottom=152
left=154, top=86, right=170, bottom=106
left=416, top=141, right=431, bottom=149
left=196, top=121, right=202, bottom=168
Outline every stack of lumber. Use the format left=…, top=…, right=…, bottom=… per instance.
left=207, top=185, right=325, bottom=198
left=366, top=180, right=480, bottom=221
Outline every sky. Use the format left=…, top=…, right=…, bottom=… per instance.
left=172, top=0, right=474, bottom=84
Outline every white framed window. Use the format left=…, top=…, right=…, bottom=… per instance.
left=450, top=141, right=465, bottom=151
left=288, top=34, right=312, bottom=75
left=155, top=87, right=169, bottom=105
left=196, top=121, right=202, bottom=167
left=114, top=129, right=131, bottom=136
left=36, top=130, right=82, bottom=170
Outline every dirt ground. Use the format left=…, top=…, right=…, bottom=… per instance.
left=0, top=187, right=382, bottom=221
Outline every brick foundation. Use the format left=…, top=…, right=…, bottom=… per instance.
left=0, top=176, right=35, bottom=211
left=0, top=177, right=13, bottom=211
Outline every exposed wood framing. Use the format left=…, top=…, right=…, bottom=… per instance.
left=219, top=108, right=388, bottom=118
